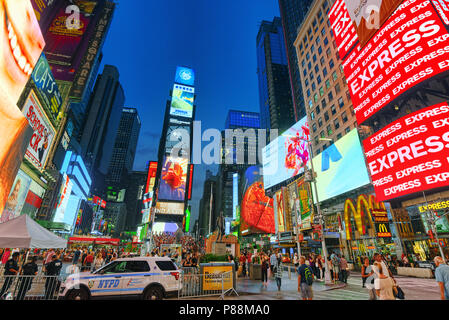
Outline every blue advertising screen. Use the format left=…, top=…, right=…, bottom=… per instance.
left=311, top=128, right=370, bottom=203
left=175, top=66, right=195, bottom=86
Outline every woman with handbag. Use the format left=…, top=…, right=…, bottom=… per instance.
left=374, top=262, right=396, bottom=300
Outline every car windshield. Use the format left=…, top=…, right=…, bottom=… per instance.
left=94, top=261, right=127, bottom=274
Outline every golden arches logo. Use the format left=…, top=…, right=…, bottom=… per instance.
left=344, top=194, right=385, bottom=240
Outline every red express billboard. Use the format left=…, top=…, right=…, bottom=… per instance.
left=328, top=0, right=359, bottom=60
left=363, top=102, right=449, bottom=201
left=337, top=0, right=449, bottom=124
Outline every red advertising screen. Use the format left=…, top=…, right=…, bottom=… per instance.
left=187, top=164, right=194, bottom=200
left=363, top=102, right=449, bottom=201
left=340, top=0, right=449, bottom=124
left=328, top=0, right=359, bottom=60
left=145, top=161, right=158, bottom=193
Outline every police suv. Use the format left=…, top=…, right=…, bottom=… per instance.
left=59, top=257, right=181, bottom=300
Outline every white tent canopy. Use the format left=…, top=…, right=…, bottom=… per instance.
left=0, top=215, right=67, bottom=249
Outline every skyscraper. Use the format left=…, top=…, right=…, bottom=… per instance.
left=256, top=17, right=295, bottom=134
left=80, top=65, right=125, bottom=195
left=105, top=108, right=142, bottom=188
left=278, top=0, right=314, bottom=122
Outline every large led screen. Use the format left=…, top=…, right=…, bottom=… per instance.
left=328, top=0, right=358, bottom=60
left=312, top=128, right=371, bottom=202
left=0, top=169, right=32, bottom=223
left=337, top=0, right=449, bottom=124
left=158, top=156, right=188, bottom=202
left=241, top=166, right=275, bottom=234
left=53, top=174, right=73, bottom=223
left=145, top=161, right=158, bottom=193
left=154, top=202, right=184, bottom=215
left=174, top=66, right=195, bottom=87
left=0, top=0, right=45, bottom=214
left=262, top=116, right=310, bottom=189
left=23, top=90, right=56, bottom=171
left=363, top=102, right=449, bottom=201
left=170, top=84, right=195, bottom=118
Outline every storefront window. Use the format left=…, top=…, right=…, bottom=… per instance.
left=405, top=206, right=427, bottom=235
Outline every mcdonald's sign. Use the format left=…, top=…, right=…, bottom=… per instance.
left=375, top=223, right=392, bottom=238
left=344, top=194, right=386, bottom=240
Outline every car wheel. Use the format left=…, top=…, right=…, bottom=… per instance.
left=143, top=286, right=164, bottom=300
left=66, top=288, right=89, bottom=300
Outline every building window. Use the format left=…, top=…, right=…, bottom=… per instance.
left=321, top=28, right=326, bottom=36
left=327, top=124, right=332, bottom=136
left=314, top=135, right=319, bottom=145
left=326, top=47, right=331, bottom=57
left=342, top=111, right=348, bottom=123
left=307, top=89, right=311, bottom=97
left=305, top=79, right=309, bottom=87
left=303, top=69, right=307, bottom=77
left=318, top=46, right=323, bottom=55
left=331, top=104, right=336, bottom=115
left=324, top=111, right=329, bottom=122
left=315, top=36, right=320, bottom=45
left=325, top=79, right=330, bottom=89
left=320, top=56, right=325, bottom=66
left=333, top=71, right=338, bottom=81
left=310, top=72, right=314, bottom=80
left=312, top=82, right=316, bottom=91
left=318, top=118, right=323, bottom=127
left=338, top=97, right=344, bottom=108
left=315, top=65, right=319, bottom=73
left=323, top=67, right=328, bottom=77
left=308, top=62, right=312, bottom=70
left=320, top=130, right=325, bottom=138
left=335, top=83, right=341, bottom=93
left=337, top=133, right=342, bottom=140
left=328, top=91, right=334, bottom=101
left=321, top=99, right=326, bottom=109
left=310, top=111, right=315, bottom=120
left=324, top=37, right=329, bottom=46
left=346, top=90, right=351, bottom=101
left=334, top=119, right=340, bottom=129
left=317, top=75, right=322, bottom=84
left=314, top=93, right=319, bottom=103
left=309, top=100, right=313, bottom=108
left=345, top=127, right=350, bottom=134
left=329, top=59, right=334, bottom=69
left=316, top=105, right=321, bottom=115
left=319, top=87, right=324, bottom=96
left=306, top=52, right=310, bottom=60
left=312, top=123, right=317, bottom=132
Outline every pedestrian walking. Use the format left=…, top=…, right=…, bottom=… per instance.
left=274, top=254, right=283, bottom=291
left=269, top=251, right=277, bottom=277
left=297, top=256, right=314, bottom=300
left=330, top=252, right=340, bottom=284
left=361, top=257, right=372, bottom=288
left=93, top=252, right=104, bottom=271
left=84, top=251, right=94, bottom=271
left=44, top=255, right=62, bottom=299
left=72, top=247, right=81, bottom=265
left=261, top=255, right=269, bottom=287
left=0, top=252, right=20, bottom=299
left=434, top=256, right=449, bottom=300
left=293, top=253, right=299, bottom=268
left=374, top=262, right=396, bottom=300
left=16, top=256, right=38, bottom=300
left=340, top=255, right=349, bottom=283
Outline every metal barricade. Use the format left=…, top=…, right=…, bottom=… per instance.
left=0, top=274, right=64, bottom=300
left=178, top=269, right=238, bottom=299
left=220, top=271, right=238, bottom=300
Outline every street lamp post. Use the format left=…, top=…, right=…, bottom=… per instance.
left=301, top=137, right=332, bottom=285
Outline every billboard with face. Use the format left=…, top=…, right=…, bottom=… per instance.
left=0, top=169, right=32, bottom=223
left=0, top=0, right=45, bottom=214
left=263, top=116, right=310, bottom=189
left=158, top=156, right=188, bottom=202
left=23, top=90, right=56, bottom=171
left=170, top=84, right=195, bottom=118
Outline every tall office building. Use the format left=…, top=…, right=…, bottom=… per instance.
left=294, top=0, right=359, bottom=156
left=106, top=108, right=141, bottom=188
left=80, top=65, right=125, bottom=195
left=124, top=171, right=147, bottom=231
left=198, top=171, right=219, bottom=237
left=256, top=17, right=295, bottom=134
left=278, top=0, right=314, bottom=122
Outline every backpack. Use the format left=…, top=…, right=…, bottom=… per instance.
left=304, top=266, right=314, bottom=286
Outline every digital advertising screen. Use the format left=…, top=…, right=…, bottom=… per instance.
left=363, top=102, right=449, bottom=201
left=170, top=84, right=195, bottom=118
left=273, top=189, right=286, bottom=233
left=297, top=178, right=313, bottom=231
left=30, top=0, right=59, bottom=33
left=339, top=0, right=449, bottom=124
left=328, top=0, right=358, bottom=60
left=53, top=174, right=73, bottom=223
left=263, top=116, right=310, bottom=189
left=312, top=128, right=371, bottom=202
left=240, top=166, right=275, bottom=234
left=31, top=53, right=62, bottom=120
left=22, top=90, right=56, bottom=172
left=154, top=202, right=185, bottom=215
left=165, top=123, right=190, bottom=157
left=0, top=169, right=32, bottom=223
left=344, top=0, right=403, bottom=47
left=0, top=0, right=45, bottom=214
left=145, top=161, right=158, bottom=193
left=174, top=66, right=195, bottom=87
left=159, top=156, right=188, bottom=202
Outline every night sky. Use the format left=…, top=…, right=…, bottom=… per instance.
left=99, top=0, right=281, bottom=225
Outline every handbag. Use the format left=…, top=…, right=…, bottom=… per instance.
left=394, top=285, right=405, bottom=300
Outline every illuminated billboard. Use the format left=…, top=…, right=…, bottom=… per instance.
left=170, top=84, right=195, bottom=118
left=165, top=122, right=190, bottom=156
left=53, top=174, right=73, bottom=223
left=0, top=0, right=45, bottom=214
left=273, top=189, right=286, bottom=233
left=159, top=156, right=188, bottom=202
left=344, top=0, right=403, bottom=47
left=152, top=222, right=179, bottom=233
left=0, top=169, right=32, bottom=223
left=23, top=90, right=56, bottom=172
left=154, top=202, right=185, bottom=215
left=335, top=0, right=449, bottom=124
left=312, top=129, right=371, bottom=202
left=363, top=102, right=449, bottom=201
left=262, top=116, right=310, bottom=189
left=297, top=178, right=313, bottom=231
left=174, top=66, right=195, bottom=87
left=328, top=0, right=358, bottom=59
left=187, top=164, right=194, bottom=200
left=241, top=166, right=275, bottom=234
left=31, top=53, right=62, bottom=120
left=145, top=161, right=158, bottom=193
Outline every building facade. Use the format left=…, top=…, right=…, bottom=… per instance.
left=257, top=17, right=295, bottom=133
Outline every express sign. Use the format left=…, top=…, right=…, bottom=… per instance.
left=363, top=102, right=449, bottom=201
left=339, top=0, right=449, bottom=124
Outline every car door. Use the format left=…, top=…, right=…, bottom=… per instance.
left=119, top=260, right=151, bottom=296
left=154, top=259, right=180, bottom=293
left=87, top=261, right=126, bottom=298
